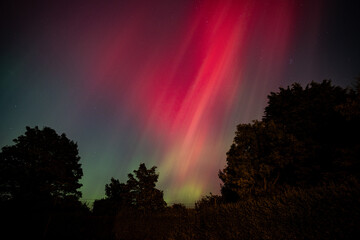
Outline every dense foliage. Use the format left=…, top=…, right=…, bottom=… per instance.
left=0, top=126, right=83, bottom=205
left=219, top=80, right=360, bottom=202
left=0, top=126, right=88, bottom=239
left=191, top=181, right=360, bottom=240
left=93, top=163, right=166, bottom=215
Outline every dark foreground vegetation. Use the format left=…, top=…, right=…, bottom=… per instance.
left=1, top=79, right=360, bottom=239
left=2, top=182, right=359, bottom=239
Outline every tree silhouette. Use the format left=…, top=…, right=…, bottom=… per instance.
left=219, top=120, right=305, bottom=201
left=93, top=177, right=132, bottom=215
left=0, top=126, right=83, bottom=206
left=105, top=178, right=130, bottom=203
left=94, top=163, right=166, bottom=214
left=127, top=163, right=166, bottom=211
left=264, top=80, right=358, bottom=181
left=219, top=80, right=360, bottom=202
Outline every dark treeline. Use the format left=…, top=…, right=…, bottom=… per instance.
left=1, top=79, right=359, bottom=239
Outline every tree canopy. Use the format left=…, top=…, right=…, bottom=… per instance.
left=219, top=80, right=360, bottom=202
left=94, top=163, right=166, bottom=214
left=127, top=163, right=166, bottom=210
left=0, top=126, right=83, bottom=205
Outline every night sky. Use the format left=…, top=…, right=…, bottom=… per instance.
left=1, top=0, right=359, bottom=205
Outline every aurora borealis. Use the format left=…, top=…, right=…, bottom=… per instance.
left=1, top=0, right=359, bottom=205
